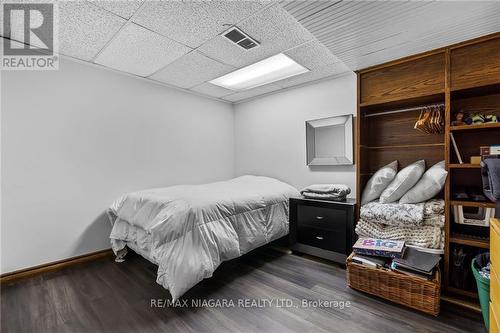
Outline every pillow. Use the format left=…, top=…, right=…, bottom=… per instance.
left=399, top=161, right=447, bottom=204
left=379, top=160, right=426, bottom=203
left=361, top=160, right=398, bottom=205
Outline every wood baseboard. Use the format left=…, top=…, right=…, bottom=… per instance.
left=0, top=249, right=113, bottom=285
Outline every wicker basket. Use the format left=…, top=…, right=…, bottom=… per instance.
left=346, top=253, right=441, bottom=316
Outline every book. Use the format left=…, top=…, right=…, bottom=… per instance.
left=391, top=247, right=441, bottom=275
left=391, top=264, right=434, bottom=280
left=450, top=133, right=463, bottom=164
left=352, top=254, right=389, bottom=268
left=353, top=238, right=406, bottom=259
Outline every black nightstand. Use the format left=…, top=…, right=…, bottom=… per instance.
left=289, top=197, right=356, bottom=264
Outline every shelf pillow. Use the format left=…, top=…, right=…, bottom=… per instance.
left=361, top=160, right=398, bottom=205
left=379, top=160, right=426, bottom=203
left=399, top=161, right=447, bottom=204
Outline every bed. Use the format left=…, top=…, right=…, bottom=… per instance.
left=107, top=175, right=300, bottom=299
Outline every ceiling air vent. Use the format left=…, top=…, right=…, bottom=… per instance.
left=223, top=27, right=260, bottom=51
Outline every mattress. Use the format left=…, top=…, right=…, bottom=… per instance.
left=108, top=175, right=300, bottom=299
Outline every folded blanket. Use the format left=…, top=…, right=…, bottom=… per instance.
left=300, top=184, right=350, bottom=195
left=302, top=192, right=347, bottom=201
left=424, top=199, right=445, bottom=217
left=361, top=201, right=424, bottom=227
left=360, top=199, right=445, bottom=227
left=423, top=215, right=445, bottom=228
left=355, top=219, right=444, bottom=249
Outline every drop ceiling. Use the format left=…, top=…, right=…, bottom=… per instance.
left=2, top=1, right=499, bottom=103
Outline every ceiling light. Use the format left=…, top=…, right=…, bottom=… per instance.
left=209, top=53, right=309, bottom=91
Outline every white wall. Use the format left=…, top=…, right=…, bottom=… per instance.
left=234, top=73, right=357, bottom=195
left=1, top=59, right=234, bottom=273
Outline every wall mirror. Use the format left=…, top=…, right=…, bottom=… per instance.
left=306, top=114, right=353, bottom=166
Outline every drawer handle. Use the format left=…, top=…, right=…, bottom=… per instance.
left=315, top=216, right=324, bottom=220
left=315, top=236, right=324, bottom=240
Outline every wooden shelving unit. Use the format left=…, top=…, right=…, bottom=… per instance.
left=356, top=32, right=500, bottom=312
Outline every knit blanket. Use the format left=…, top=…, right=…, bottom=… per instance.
left=424, top=199, right=445, bottom=217
left=355, top=219, right=444, bottom=249
left=423, top=215, right=445, bottom=228
left=360, top=199, right=445, bottom=227
left=300, top=184, right=351, bottom=201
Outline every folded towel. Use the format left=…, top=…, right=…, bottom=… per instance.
left=300, top=184, right=350, bottom=196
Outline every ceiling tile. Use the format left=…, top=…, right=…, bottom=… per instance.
left=222, top=82, right=283, bottom=103
left=88, top=0, right=144, bottom=19
left=150, top=51, right=235, bottom=89
left=198, top=3, right=314, bottom=68
left=94, top=23, right=191, bottom=77
left=278, top=63, right=351, bottom=89
left=58, top=1, right=127, bottom=61
left=190, top=83, right=234, bottom=99
left=132, top=0, right=270, bottom=48
left=285, top=40, right=342, bottom=71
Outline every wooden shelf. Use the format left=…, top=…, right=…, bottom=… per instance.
left=446, top=286, right=478, bottom=299
left=450, top=200, right=496, bottom=208
left=361, top=143, right=444, bottom=150
left=360, top=93, right=445, bottom=111
left=451, top=82, right=500, bottom=99
left=448, top=163, right=481, bottom=169
left=449, top=234, right=490, bottom=249
left=441, top=294, right=481, bottom=313
left=450, top=122, right=500, bottom=131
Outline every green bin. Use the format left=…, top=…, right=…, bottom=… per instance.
left=471, top=257, right=489, bottom=331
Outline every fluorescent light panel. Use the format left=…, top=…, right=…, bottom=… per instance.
left=209, top=53, right=309, bottom=91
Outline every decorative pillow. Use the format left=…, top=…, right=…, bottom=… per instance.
left=361, top=160, right=398, bottom=205
left=399, top=161, right=447, bottom=204
left=379, top=160, right=426, bottom=203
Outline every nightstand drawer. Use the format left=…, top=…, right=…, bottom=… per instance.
left=297, top=204, right=347, bottom=231
left=297, top=226, right=346, bottom=253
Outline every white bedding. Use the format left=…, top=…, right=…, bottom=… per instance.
left=108, top=175, right=299, bottom=299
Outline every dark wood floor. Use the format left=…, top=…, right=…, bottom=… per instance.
left=1, top=247, right=485, bottom=333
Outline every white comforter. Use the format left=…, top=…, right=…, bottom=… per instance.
left=108, top=176, right=299, bottom=299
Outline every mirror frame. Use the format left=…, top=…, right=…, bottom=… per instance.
left=306, top=114, right=354, bottom=166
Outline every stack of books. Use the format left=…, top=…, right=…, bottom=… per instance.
left=391, top=247, right=441, bottom=279
left=352, top=237, right=441, bottom=279
left=352, top=237, right=405, bottom=269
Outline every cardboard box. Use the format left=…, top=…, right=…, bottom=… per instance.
left=470, top=156, right=481, bottom=164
